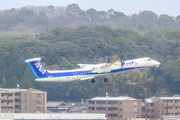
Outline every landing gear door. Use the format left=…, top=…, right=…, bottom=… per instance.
left=73, top=73, right=78, bottom=80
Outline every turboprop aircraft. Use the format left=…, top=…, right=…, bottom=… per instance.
left=25, top=57, right=160, bottom=83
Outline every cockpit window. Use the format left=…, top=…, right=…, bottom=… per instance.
left=147, top=59, right=151, bottom=61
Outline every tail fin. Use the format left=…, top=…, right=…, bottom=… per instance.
left=25, top=58, right=50, bottom=79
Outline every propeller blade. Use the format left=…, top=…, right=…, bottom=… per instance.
left=108, top=57, right=110, bottom=63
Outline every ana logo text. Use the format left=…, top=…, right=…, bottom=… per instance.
left=34, top=63, right=46, bottom=74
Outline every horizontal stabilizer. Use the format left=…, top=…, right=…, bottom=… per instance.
left=25, top=58, right=41, bottom=63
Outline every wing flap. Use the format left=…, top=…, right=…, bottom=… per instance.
left=80, top=76, right=94, bottom=81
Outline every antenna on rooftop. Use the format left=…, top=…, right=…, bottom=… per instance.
left=106, top=87, right=109, bottom=97
left=17, top=83, right=20, bottom=89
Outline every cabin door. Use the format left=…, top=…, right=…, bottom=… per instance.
left=135, top=61, right=138, bottom=69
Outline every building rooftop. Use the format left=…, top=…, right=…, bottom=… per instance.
left=160, top=97, right=180, bottom=100
left=47, top=101, right=67, bottom=107
left=0, top=88, right=45, bottom=93
left=0, top=88, right=26, bottom=92
left=146, top=99, right=153, bottom=103
left=90, top=96, right=134, bottom=100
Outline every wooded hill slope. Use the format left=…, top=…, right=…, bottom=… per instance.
left=0, top=3, right=180, bottom=34
left=0, top=26, right=180, bottom=101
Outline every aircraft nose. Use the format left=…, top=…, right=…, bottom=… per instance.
left=155, top=61, right=160, bottom=67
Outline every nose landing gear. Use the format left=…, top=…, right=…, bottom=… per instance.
left=153, top=66, right=156, bottom=71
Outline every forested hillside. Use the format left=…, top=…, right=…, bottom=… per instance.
left=0, top=26, right=180, bottom=101
left=0, top=3, right=180, bottom=33
left=0, top=4, right=180, bottom=102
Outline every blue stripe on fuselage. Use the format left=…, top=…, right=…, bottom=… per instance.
left=38, top=66, right=147, bottom=79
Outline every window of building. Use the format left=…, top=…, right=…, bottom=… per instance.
left=37, top=94, right=42, bottom=97
left=88, top=107, right=94, bottom=111
left=108, top=101, right=117, bottom=104
left=88, top=101, right=94, bottom=104
left=134, top=114, right=138, bottom=118
left=119, top=115, right=122, bottom=118
left=37, top=107, right=42, bottom=110
left=15, top=105, right=19, bottom=108
left=96, top=101, right=106, bottom=104
left=8, top=100, right=13, bottom=103
left=8, top=107, right=13, bottom=110
left=108, top=114, right=118, bottom=117
left=134, top=101, right=137, bottom=105
left=151, top=103, right=153, bottom=106
left=37, top=100, right=42, bottom=104
left=15, top=92, right=19, bottom=96
left=15, top=99, right=19, bottom=102
left=108, top=107, right=118, bottom=111
left=96, top=107, right=106, bottom=111
left=134, top=108, right=138, bottom=112
left=119, top=102, right=122, bottom=104
left=119, top=108, right=122, bottom=111
left=8, top=93, right=13, bottom=96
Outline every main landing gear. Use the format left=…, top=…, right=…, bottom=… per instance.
left=91, top=78, right=108, bottom=83
left=104, top=78, right=108, bottom=82
left=91, top=79, right=95, bottom=83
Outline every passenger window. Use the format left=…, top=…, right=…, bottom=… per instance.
left=148, top=59, right=151, bottom=61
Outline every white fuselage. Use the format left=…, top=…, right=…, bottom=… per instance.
left=35, top=57, right=160, bottom=82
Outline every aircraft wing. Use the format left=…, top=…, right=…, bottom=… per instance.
left=77, top=64, right=96, bottom=68
left=77, top=63, right=111, bottom=68
left=80, top=76, right=94, bottom=81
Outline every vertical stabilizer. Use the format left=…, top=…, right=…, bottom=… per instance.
left=25, top=58, right=50, bottom=79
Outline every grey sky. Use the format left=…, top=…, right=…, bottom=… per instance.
left=0, top=0, right=179, bottom=16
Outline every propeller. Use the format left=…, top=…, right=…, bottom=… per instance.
left=108, top=57, right=110, bottom=63
left=120, top=54, right=125, bottom=68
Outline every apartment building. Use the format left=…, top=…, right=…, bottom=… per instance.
left=0, top=88, right=47, bottom=113
left=86, top=96, right=142, bottom=120
left=145, top=97, right=180, bottom=119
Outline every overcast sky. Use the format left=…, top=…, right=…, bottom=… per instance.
left=0, top=0, right=179, bottom=16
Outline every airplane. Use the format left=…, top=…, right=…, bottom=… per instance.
left=25, top=57, right=160, bottom=83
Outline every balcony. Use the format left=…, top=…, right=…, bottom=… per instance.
left=147, top=112, right=154, bottom=116
left=7, top=96, right=14, bottom=100
left=15, top=96, right=20, bottom=99
left=15, top=102, right=19, bottom=105
left=1, top=103, right=7, bottom=106
left=7, top=103, right=14, bottom=106
left=15, top=108, right=19, bottom=111
left=167, top=103, right=174, bottom=106
left=147, top=106, right=154, bottom=110
left=1, top=96, right=8, bottom=100
left=95, top=104, right=106, bottom=107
